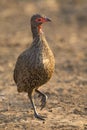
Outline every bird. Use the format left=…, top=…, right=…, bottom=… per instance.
left=13, top=14, right=55, bottom=120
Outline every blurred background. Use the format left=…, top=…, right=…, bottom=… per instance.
left=0, top=0, right=87, bottom=129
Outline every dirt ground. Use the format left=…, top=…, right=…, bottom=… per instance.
left=0, top=0, right=87, bottom=130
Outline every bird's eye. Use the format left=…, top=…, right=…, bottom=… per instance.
left=35, top=18, right=42, bottom=22
left=38, top=18, right=42, bottom=21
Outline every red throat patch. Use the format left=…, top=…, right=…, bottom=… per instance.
left=38, top=25, right=43, bottom=34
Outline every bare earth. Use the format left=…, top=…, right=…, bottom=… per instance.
left=0, top=0, right=87, bottom=130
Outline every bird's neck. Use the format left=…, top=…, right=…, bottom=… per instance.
left=31, top=25, right=43, bottom=39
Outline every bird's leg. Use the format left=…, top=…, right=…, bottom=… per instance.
left=35, top=89, right=47, bottom=110
left=28, top=92, right=45, bottom=120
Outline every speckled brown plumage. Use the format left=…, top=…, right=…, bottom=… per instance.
left=13, top=14, right=55, bottom=120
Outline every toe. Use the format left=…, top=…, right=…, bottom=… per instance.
left=34, top=113, right=46, bottom=120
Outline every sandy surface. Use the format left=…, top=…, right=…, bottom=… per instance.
left=0, top=0, right=87, bottom=130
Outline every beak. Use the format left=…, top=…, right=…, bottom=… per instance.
left=45, top=17, right=51, bottom=22
left=42, top=17, right=51, bottom=23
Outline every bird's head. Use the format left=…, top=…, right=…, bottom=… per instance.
left=31, top=14, right=51, bottom=32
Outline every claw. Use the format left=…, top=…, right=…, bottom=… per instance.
left=38, top=93, right=41, bottom=98
left=35, top=89, right=48, bottom=110
left=40, top=95, right=47, bottom=110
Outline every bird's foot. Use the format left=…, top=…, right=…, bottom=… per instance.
left=36, top=89, right=48, bottom=110
left=34, top=112, right=46, bottom=120
left=40, top=94, right=48, bottom=110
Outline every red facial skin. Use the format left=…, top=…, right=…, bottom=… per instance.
left=35, top=17, right=51, bottom=33
left=35, top=17, right=47, bottom=23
